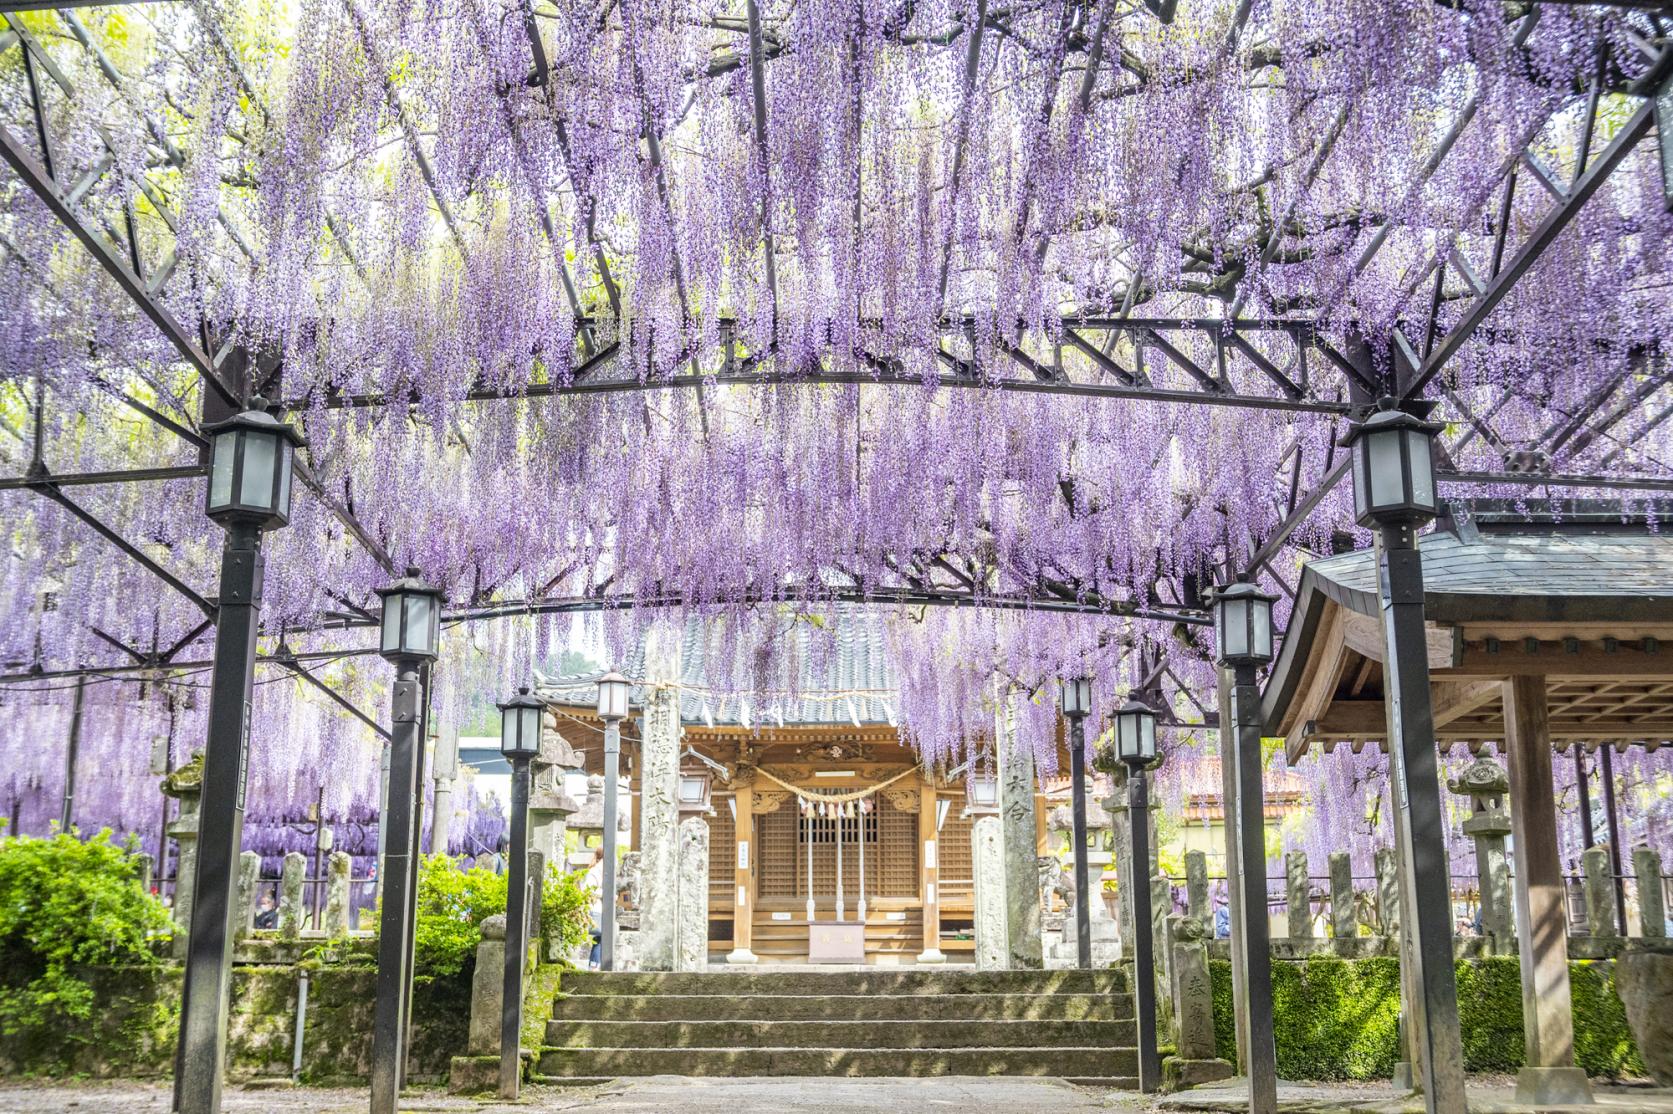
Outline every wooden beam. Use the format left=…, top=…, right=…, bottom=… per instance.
left=1447, top=638, right=1668, bottom=677
left=1339, top=610, right=1454, bottom=670
left=1432, top=681, right=1501, bottom=728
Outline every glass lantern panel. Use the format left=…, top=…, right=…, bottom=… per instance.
left=381, top=595, right=402, bottom=654
left=276, top=442, right=294, bottom=518
left=520, top=706, right=543, bottom=752
left=1140, top=714, right=1156, bottom=760
left=1221, top=598, right=1248, bottom=659
left=209, top=433, right=236, bottom=510
left=1117, top=715, right=1137, bottom=761
left=403, top=593, right=434, bottom=656
left=238, top=431, right=277, bottom=509
left=1351, top=438, right=1369, bottom=519
left=678, top=776, right=706, bottom=804
left=1252, top=599, right=1273, bottom=661
left=1406, top=429, right=1435, bottom=510
left=1368, top=429, right=1405, bottom=510
left=971, top=778, right=999, bottom=806
left=500, top=707, right=519, bottom=754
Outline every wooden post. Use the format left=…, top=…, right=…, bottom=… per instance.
left=919, top=778, right=944, bottom=963
left=727, top=783, right=757, bottom=964
left=1502, top=675, right=1594, bottom=1106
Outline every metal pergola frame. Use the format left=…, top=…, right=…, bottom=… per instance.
left=0, top=0, right=1668, bottom=700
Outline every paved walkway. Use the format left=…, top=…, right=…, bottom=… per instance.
left=2, top=1078, right=1670, bottom=1113
left=0, top=1078, right=1122, bottom=1113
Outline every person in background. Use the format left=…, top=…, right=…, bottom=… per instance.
left=584, top=847, right=606, bottom=969
left=1214, top=901, right=1231, bottom=939
left=254, top=892, right=278, bottom=930
left=491, top=836, right=508, bottom=876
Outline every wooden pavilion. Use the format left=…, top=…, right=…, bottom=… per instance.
left=1260, top=500, right=1673, bottom=1099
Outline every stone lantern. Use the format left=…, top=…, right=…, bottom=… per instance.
left=528, top=711, right=584, bottom=871
left=1448, top=756, right=1513, bottom=952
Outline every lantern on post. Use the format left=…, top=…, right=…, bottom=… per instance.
left=1344, top=402, right=1440, bottom=528
left=203, top=400, right=303, bottom=528
left=1114, top=696, right=1162, bottom=1093
left=376, top=569, right=442, bottom=664
left=595, top=670, right=630, bottom=971
left=368, top=566, right=444, bottom=1114
left=175, top=397, right=303, bottom=1114
left=495, top=686, right=543, bottom=1099
left=1343, top=399, right=1469, bottom=1109
left=1213, top=580, right=1276, bottom=669
left=1058, top=674, right=1094, bottom=969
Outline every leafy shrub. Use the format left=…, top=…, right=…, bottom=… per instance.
left=411, top=854, right=506, bottom=978
left=405, top=854, right=593, bottom=977
left=1209, top=954, right=1646, bottom=1081
left=541, top=863, right=592, bottom=960
left=0, top=830, right=170, bottom=1061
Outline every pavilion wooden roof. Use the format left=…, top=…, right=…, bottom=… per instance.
left=1261, top=504, right=1673, bottom=763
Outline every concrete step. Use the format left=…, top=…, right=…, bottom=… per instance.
left=558, top=968, right=1127, bottom=997
left=544, top=1018, right=1137, bottom=1049
left=535, top=1045, right=1139, bottom=1078
left=552, top=990, right=1132, bottom=1023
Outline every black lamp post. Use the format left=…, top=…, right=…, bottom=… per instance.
left=1212, top=578, right=1279, bottom=1114
left=369, top=569, right=442, bottom=1114
left=596, top=670, right=630, bottom=971
left=175, top=400, right=302, bottom=1114
left=1112, top=698, right=1161, bottom=1093
left=1344, top=402, right=1466, bottom=1112
left=497, top=686, right=543, bottom=1100
left=1059, top=675, right=1094, bottom=970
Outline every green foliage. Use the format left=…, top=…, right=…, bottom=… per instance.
left=0, top=830, right=170, bottom=1062
left=410, top=854, right=506, bottom=978
left=1209, top=955, right=1645, bottom=1082
left=403, top=854, right=592, bottom=978
left=1569, top=959, right=1645, bottom=1078
left=540, top=863, right=592, bottom=961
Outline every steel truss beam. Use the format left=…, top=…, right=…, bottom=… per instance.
left=276, top=319, right=1366, bottom=415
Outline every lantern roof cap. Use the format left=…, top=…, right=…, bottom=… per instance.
left=497, top=685, right=544, bottom=711
left=375, top=566, right=443, bottom=599
left=202, top=396, right=306, bottom=446
left=1212, top=579, right=1276, bottom=604
left=1115, top=696, right=1158, bottom=716
left=1340, top=398, right=1440, bottom=445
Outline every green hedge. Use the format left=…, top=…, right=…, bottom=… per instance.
left=1209, top=955, right=1645, bottom=1082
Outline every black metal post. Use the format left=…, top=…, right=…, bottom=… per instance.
left=600, top=717, right=620, bottom=971
left=396, top=663, right=432, bottom=1088
left=1376, top=522, right=1467, bottom=1112
left=1068, top=713, right=1091, bottom=969
left=1599, top=746, right=1627, bottom=935
left=1575, top=748, right=1596, bottom=850
left=499, top=756, right=532, bottom=1098
left=174, top=521, right=264, bottom=1114
left=369, top=662, right=422, bottom=1114
left=1230, top=664, right=1278, bottom=1114
left=60, top=674, right=86, bottom=833
left=1128, top=770, right=1162, bottom=1093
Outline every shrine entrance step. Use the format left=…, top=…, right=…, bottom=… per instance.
left=534, top=968, right=1137, bottom=1085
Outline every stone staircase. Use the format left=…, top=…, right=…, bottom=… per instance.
left=535, top=968, right=1137, bottom=1085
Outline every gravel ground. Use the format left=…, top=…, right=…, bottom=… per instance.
left=0, top=1077, right=1130, bottom=1113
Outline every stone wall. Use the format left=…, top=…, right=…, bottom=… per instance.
left=0, top=955, right=471, bottom=1084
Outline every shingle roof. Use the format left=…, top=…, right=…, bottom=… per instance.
left=1302, top=523, right=1673, bottom=626
left=536, top=609, right=899, bottom=727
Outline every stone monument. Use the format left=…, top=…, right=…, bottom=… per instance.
left=1162, top=914, right=1234, bottom=1091
left=161, top=752, right=204, bottom=958
left=1448, top=756, right=1513, bottom=951
left=279, top=851, right=306, bottom=938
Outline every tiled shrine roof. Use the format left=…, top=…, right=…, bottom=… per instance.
left=537, top=608, right=898, bottom=728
